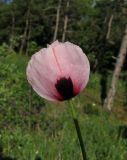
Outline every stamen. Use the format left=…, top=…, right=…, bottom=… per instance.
left=55, top=77, right=75, bottom=100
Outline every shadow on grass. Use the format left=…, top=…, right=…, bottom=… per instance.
left=35, top=156, right=42, bottom=160
left=0, top=145, right=16, bottom=160
left=118, top=125, right=127, bottom=139
left=0, top=145, right=42, bottom=160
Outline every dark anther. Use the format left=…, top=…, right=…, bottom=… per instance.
left=55, top=77, right=74, bottom=100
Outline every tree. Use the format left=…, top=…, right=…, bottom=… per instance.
left=53, top=0, right=62, bottom=41
left=19, top=1, right=31, bottom=54
left=62, top=0, right=70, bottom=42
left=104, top=25, right=127, bottom=110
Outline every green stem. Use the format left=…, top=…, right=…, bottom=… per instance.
left=69, top=100, right=87, bottom=160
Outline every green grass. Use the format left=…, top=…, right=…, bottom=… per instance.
left=0, top=53, right=127, bottom=159
left=0, top=108, right=127, bottom=160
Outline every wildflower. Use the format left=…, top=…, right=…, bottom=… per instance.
left=26, top=40, right=90, bottom=101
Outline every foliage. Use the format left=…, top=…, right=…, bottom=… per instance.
left=0, top=0, right=126, bottom=71
left=0, top=0, right=127, bottom=159
left=0, top=46, right=126, bottom=159
left=0, top=45, right=45, bottom=129
left=0, top=111, right=127, bottom=160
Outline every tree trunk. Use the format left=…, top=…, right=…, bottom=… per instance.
left=9, top=11, right=15, bottom=51
left=91, top=0, right=96, bottom=8
left=26, top=21, right=31, bottom=56
left=19, top=6, right=30, bottom=54
left=106, top=14, right=114, bottom=40
left=62, top=0, right=70, bottom=42
left=96, top=14, right=114, bottom=105
left=93, top=14, right=114, bottom=72
left=104, top=25, right=127, bottom=110
left=53, top=0, right=62, bottom=41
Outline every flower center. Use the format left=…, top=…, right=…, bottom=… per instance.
left=55, top=77, right=74, bottom=100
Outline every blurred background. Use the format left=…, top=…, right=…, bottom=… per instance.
left=0, top=0, right=127, bottom=159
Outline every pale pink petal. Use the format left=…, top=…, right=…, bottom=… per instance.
left=26, top=48, right=63, bottom=101
left=47, top=40, right=61, bottom=48
left=27, top=65, right=61, bottom=101
left=49, top=41, right=90, bottom=91
left=69, top=64, right=90, bottom=93
left=26, top=40, right=90, bottom=101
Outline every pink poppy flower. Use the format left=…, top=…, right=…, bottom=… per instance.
left=26, top=40, right=90, bottom=101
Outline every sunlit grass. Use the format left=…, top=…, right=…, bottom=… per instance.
left=0, top=54, right=127, bottom=159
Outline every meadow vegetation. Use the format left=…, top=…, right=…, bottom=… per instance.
left=0, top=0, right=127, bottom=159
left=0, top=45, right=127, bottom=160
